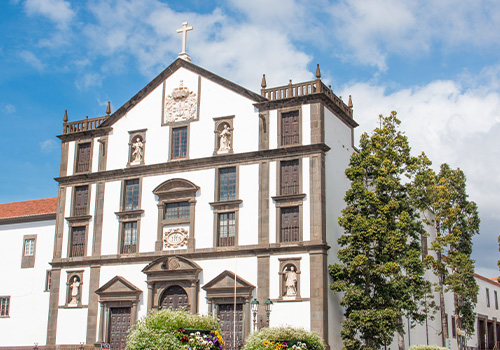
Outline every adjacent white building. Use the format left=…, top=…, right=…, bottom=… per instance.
left=0, top=54, right=498, bottom=350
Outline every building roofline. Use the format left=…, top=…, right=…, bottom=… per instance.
left=100, top=58, right=267, bottom=129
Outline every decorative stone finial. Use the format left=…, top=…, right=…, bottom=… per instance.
left=261, top=74, right=267, bottom=89
left=348, top=95, right=353, bottom=108
left=63, top=110, right=68, bottom=123
left=106, top=101, right=111, bottom=115
left=289, top=79, right=292, bottom=85
left=177, top=22, right=194, bottom=62
left=315, top=64, right=321, bottom=79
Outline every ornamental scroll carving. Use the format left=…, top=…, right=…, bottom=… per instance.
left=164, top=80, right=197, bottom=123
left=163, top=228, right=188, bottom=248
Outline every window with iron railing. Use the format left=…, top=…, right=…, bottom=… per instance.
left=281, top=111, right=299, bottom=146
left=70, top=226, right=85, bottom=257
left=121, top=221, right=137, bottom=254
left=280, top=207, right=299, bottom=243
left=218, top=212, right=235, bottom=247
left=76, top=142, right=91, bottom=173
left=73, top=185, right=89, bottom=216
left=280, top=160, right=299, bottom=195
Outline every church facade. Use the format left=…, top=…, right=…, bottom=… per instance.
left=1, top=54, right=500, bottom=350
left=46, top=57, right=356, bottom=349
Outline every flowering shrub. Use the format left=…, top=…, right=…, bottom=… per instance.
left=409, top=346, right=448, bottom=350
left=177, top=329, right=224, bottom=350
left=242, top=326, right=325, bottom=350
left=126, top=309, right=221, bottom=350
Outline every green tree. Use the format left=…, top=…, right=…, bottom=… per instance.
left=415, top=162, right=480, bottom=343
left=330, top=112, right=432, bottom=350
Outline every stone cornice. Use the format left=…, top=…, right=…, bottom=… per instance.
left=54, top=144, right=330, bottom=185
left=49, top=242, right=330, bottom=268
left=0, top=213, right=56, bottom=225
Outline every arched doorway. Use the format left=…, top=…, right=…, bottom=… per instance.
left=160, top=285, right=189, bottom=310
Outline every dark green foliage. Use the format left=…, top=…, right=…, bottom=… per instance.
left=416, top=162, right=480, bottom=338
left=330, top=112, right=432, bottom=350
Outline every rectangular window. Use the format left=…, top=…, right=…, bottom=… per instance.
left=219, top=167, right=236, bottom=201
left=76, top=142, right=91, bottom=173
left=281, top=110, right=299, bottom=146
left=124, top=179, right=140, bottom=210
left=165, top=202, right=190, bottom=220
left=280, top=160, right=299, bottom=195
left=280, top=206, right=299, bottom=242
left=0, top=296, right=10, bottom=317
left=495, top=290, right=498, bottom=310
left=218, top=212, right=235, bottom=247
left=70, top=226, right=86, bottom=257
left=486, top=288, right=491, bottom=307
left=171, top=127, right=188, bottom=159
left=73, top=185, right=89, bottom=216
left=121, top=222, right=137, bottom=254
left=24, top=238, right=35, bottom=256
left=45, top=270, right=52, bottom=292
left=451, top=315, right=456, bottom=338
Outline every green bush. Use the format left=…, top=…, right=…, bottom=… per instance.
left=409, top=345, right=448, bottom=350
left=241, top=326, right=326, bottom=350
left=126, top=309, right=220, bottom=350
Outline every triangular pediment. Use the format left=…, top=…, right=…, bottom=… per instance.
left=100, top=58, right=266, bottom=128
left=202, top=270, right=255, bottom=292
left=95, top=276, right=142, bottom=296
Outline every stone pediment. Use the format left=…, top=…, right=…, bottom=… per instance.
left=142, top=256, right=202, bottom=276
left=95, top=276, right=142, bottom=302
left=203, top=270, right=255, bottom=292
left=153, top=178, right=199, bottom=197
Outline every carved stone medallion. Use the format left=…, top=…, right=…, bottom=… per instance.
left=164, top=80, right=197, bottom=123
left=168, top=257, right=180, bottom=270
left=163, top=228, right=188, bottom=248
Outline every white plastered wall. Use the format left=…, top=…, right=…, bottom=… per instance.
left=0, top=219, right=55, bottom=346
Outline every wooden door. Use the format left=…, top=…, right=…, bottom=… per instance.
left=280, top=206, right=299, bottom=242
left=70, top=226, right=86, bottom=257
left=160, top=285, right=189, bottom=310
left=280, top=160, right=299, bottom=195
left=109, top=307, right=131, bottom=350
left=281, top=111, right=299, bottom=145
left=218, top=304, right=243, bottom=350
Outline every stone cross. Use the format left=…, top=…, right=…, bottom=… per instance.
left=177, top=22, right=193, bottom=61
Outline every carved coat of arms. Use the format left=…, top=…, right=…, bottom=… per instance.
left=164, top=80, right=197, bottom=123
left=163, top=228, right=189, bottom=248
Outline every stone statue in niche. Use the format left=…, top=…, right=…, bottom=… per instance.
left=283, top=265, right=297, bottom=298
left=216, top=124, right=233, bottom=154
left=164, top=80, right=197, bottom=123
left=130, top=137, right=144, bottom=164
left=69, top=276, right=81, bottom=306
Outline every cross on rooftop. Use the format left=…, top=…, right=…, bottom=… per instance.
left=177, top=22, right=193, bottom=62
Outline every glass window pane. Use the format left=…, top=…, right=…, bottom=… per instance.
left=219, top=167, right=236, bottom=201
left=24, top=239, right=35, bottom=256
left=172, top=127, right=188, bottom=159
left=125, top=179, right=139, bottom=210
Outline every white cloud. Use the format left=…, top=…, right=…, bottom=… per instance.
left=39, top=139, right=58, bottom=153
left=19, top=50, right=46, bottom=70
left=1, top=103, right=16, bottom=115
left=327, top=0, right=500, bottom=69
left=75, top=73, right=102, bottom=90
left=24, top=0, right=75, bottom=27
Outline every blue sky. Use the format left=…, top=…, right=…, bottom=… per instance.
left=1, top=0, right=500, bottom=277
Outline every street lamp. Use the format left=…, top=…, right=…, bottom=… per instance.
left=250, top=299, right=259, bottom=332
left=264, top=298, right=273, bottom=327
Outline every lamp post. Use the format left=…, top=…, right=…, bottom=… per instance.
left=264, top=298, right=273, bottom=327
left=250, top=299, right=259, bottom=332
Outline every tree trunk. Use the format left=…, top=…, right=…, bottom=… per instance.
left=437, top=251, right=448, bottom=347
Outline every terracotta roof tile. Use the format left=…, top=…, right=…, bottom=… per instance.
left=0, top=198, right=57, bottom=220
